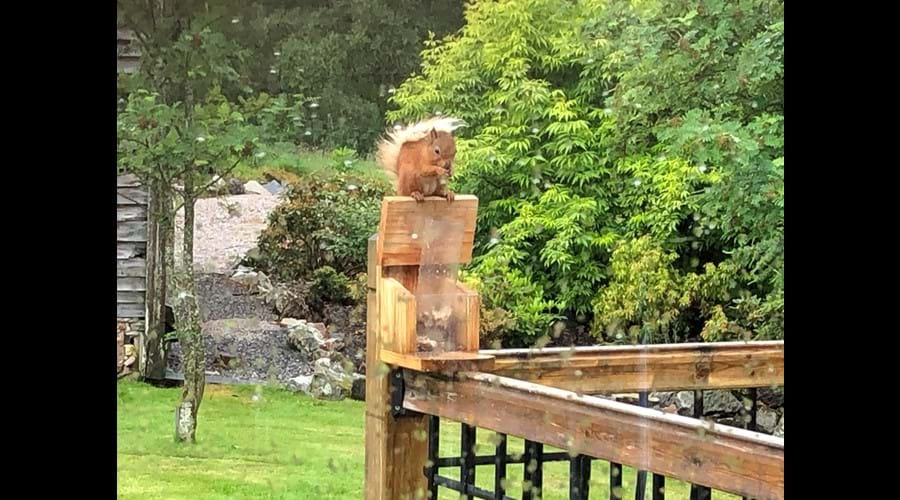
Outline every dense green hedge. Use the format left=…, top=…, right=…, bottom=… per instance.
left=387, top=0, right=784, bottom=346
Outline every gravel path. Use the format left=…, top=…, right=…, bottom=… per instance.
left=196, top=273, right=278, bottom=322
left=175, top=192, right=281, bottom=274
left=166, top=318, right=311, bottom=384
left=166, top=188, right=367, bottom=387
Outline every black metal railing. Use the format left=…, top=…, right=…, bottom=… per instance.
left=423, top=389, right=768, bottom=500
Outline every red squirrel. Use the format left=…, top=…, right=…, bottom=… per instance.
left=376, top=117, right=464, bottom=202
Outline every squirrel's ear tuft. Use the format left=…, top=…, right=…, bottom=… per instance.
left=429, top=128, right=438, bottom=141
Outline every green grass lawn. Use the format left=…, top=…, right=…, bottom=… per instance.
left=117, top=381, right=738, bottom=499
left=232, top=148, right=380, bottom=183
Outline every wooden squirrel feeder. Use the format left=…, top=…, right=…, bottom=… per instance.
left=375, top=195, right=494, bottom=372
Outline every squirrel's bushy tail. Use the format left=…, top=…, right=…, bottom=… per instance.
left=376, top=116, right=465, bottom=188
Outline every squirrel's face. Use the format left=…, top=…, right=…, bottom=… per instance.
left=428, top=130, right=457, bottom=177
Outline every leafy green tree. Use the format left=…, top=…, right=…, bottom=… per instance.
left=388, top=0, right=783, bottom=345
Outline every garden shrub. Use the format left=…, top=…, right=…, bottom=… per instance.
left=254, top=170, right=392, bottom=281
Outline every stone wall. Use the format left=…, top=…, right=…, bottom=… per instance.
left=117, top=318, right=143, bottom=376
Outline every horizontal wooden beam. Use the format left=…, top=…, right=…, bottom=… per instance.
left=117, top=220, right=148, bottom=242
left=117, top=303, right=145, bottom=318
left=117, top=243, right=146, bottom=260
left=381, top=350, right=495, bottom=372
left=117, top=187, right=148, bottom=205
left=403, top=371, right=784, bottom=500
left=117, top=259, right=147, bottom=278
left=481, top=341, right=784, bottom=393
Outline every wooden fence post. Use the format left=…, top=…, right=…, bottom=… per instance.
left=365, top=234, right=429, bottom=500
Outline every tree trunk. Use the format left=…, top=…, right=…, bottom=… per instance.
left=140, top=181, right=168, bottom=379
left=172, top=179, right=205, bottom=443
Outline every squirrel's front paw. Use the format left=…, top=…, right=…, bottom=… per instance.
left=411, top=191, right=425, bottom=202
left=444, top=191, right=455, bottom=202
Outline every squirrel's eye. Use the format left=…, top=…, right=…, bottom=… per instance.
left=434, top=147, right=441, bottom=155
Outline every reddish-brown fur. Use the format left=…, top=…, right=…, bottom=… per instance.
left=395, top=128, right=457, bottom=201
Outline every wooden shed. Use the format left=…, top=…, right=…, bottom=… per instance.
left=117, top=29, right=141, bottom=75
left=117, top=174, right=148, bottom=374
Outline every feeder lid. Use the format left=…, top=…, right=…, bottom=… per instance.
left=376, top=195, right=478, bottom=267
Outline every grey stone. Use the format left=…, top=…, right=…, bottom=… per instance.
left=280, top=318, right=304, bottom=328
left=703, top=390, right=743, bottom=415
left=230, top=269, right=260, bottom=289
left=756, top=408, right=779, bottom=433
left=286, top=321, right=326, bottom=361
left=651, top=391, right=676, bottom=407
left=675, top=391, right=694, bottom=411
left=244, top=180, right=272, bottom=196
left=288, top=374, right=313, bottom=393
left=228, top=178, right=246, bottom=195
left=264, top=180, right=284, bottom=195
left=758, top=387, right=785, bottom=408
left=774, top=412, right=784, bottom=437
left=256, top=271, right=273, bottom=294
left=308, top=356, right=354, bottom=400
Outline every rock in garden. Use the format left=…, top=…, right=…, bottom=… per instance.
left=243, top=180, right=272, bottom=196
left=650, top=391, right=676, bottom=407
left=703, top=390, right=743, bottom=415
left=256, top=271, right=273, bottom=294
left=263, top=180, right=284, bottom=195
left=773, top=412, right=784, bottom=437
left=228, top=178, right=245, bottom=195
left=756, top=408, right=779, bottom=433
left=280, top=317, right=304, bottom=328
left=758, top=386, right=785, bottom=408
left=675, top=391, right=694, bottom=412
left=266, top=285, right=311, bottom=319
left=230, top=267, right=260, bottom=289
left=288, top=374, right=313, bottom=393
left=307, top=357, right=354, bottom=400
left=286, top=321, right=326, bottom=361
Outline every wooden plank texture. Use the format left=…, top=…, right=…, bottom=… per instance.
left=404, top=372, right=784, bottom=500
left=117, top=205, right=148, bottom=222
left=117, top=187, right=149, bottom=205
left=117, top=276, right=146, bottom=292
left=482, top=341, right=784, bottom=393
left=365, top=234, right=429, bottom=500
left=117, top=259, right=147, bottom=277
left=117, top=242, right=146, bottom=259
left=117, top=303, right=145, bottom=318
left=456, top=282, right=481, bottom=351
left=377, top=195, right=478, bottom=267
left=117, top=174, right=142, bottom=187
left=380, top=350, right=495, bottom=372
left=117, top=291, right=145, bottom=304
left=117, top=221, right=148, bottom=242
left=379, top=278, right=416, bottom=354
